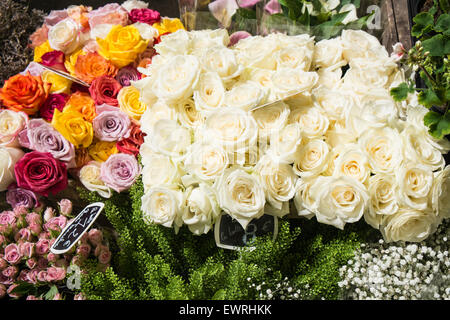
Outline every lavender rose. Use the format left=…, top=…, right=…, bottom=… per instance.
left=18, top=119, right=76, bottom=168
left=93, top=104, right=131, bottom=142
left=6, top=185, right=40, bottom=209
left=100, top=153, right=140, bottom=192
left=115, top=66, right=142, bottom=87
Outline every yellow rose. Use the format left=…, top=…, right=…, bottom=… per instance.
left=152, top=18, right=185, bottom=35
left=64, top=49, right=86, bottom=76
left=52, top=108, right=93, bottom=148
left=88, top=140, right=118, bottom=162
left=41, top=70, right=72, bottom=94
left=97, top=25, right=149, bottom=68
left=117, top=86, right=147, bottom=120
left=33, top=41, right=53, bottom=63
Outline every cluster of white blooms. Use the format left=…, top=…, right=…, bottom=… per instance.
left=247, top=276, right=304, bottom=300
left=338, top=219, right=450, bottom=300
left=133, top=27, right=450, bottom=240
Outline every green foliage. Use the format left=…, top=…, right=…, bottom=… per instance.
left=78, top=178, right=378, bottom=300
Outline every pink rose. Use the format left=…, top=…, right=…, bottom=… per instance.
left=4, top=244, right=22, bottom=265
left=79, top=232, right=89, bottom=244
left=0, top=274, right=13, bottom=285
left=55, top=258, right=69, bottom=268
left=27, top=269, right=39, bottom=284
left=74, top=293, right=85, bottom=300
left=229, top=31, right=252, bottom=46
left=98, top=249, right=111, bottom=264
left=0, top=258, right=8, bottom=270
left=15, top=228, right=32, bottom=242
left=26, top=258, right=37, bottom=269
left=58, top=199, right=73, bottom=216
left=26, top=295, right=42, bottom=300
left=0, top=211, right=16, bottom=226
left=128, top=8, right=161, bottom=25
left=25, top=212, right=42, bottom=225
left=37, top=270, right=48, bottom=282
left=35, top=239, right=50, bottom=255
left=76, top=243, right=91, bottom=259
left=88, top=229, right=103, bottom=246
left=28, top=223, right=42, bottom=236
left=7, top=283, right=21, bottom=298
left=44, top=207, right=55, bottom=222
left=46, top=266, right=66, bottom=282
left=39, top=232, right=51, bottom=240
left=29, top=24, right=49, bottom=49
left=19, top=242, right=35, bottom=258
left=93, top=104, right=131, bottom=142
left=17, top=270, right=29, bottom=282
left=264, top=0, right=281, bottom=14
left=41, top=51, right=67, bottom=72
left=13, top=205, right=28, bottom=217
left=87, top=3, right=129, bottom=29
left=2, top=266, right=18, bottom=278
left=45, top=10, right=69, bottom=26
left=47, top=253, right=58, bottom=263
left=0, top=284, right=5, bottom=299
left=37, top=257, right=48, bottom=269
left=45, top=216, right=68, bottom=232
left=94, top=244, right=108, bottom=257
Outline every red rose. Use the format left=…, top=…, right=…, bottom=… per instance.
left=129, top=8, right=161, bottom=25
left=40, top=51, right=67, bottom=72
left=39, top=93, right=68, bottom=121
left=89, top=75, right=122, bottom=106
left=14, top=151, right=67, bottom=197
left=116, top=123, right=146, bottom=156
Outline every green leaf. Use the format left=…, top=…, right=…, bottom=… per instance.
left=424, top=110, right=443, bottom=127
left=390, top=82, right=413, bottom=101
left=422, top=34, right=450, bottom=56
left=278, top=0, right=302, bottom=20
left=412, top=12, right=434, bottom=37
left=418, top=89, right=443, bottom=107
left=345, top=12, right=374, bottom=30
left=235, top=8, right=256, bottom=20
left=212, top=289, right=227, bottom=300
left=429, top=113, right=450, bottom=139
left=44, top=285, right=59, bottom=300
left=440, top=0, right=450, bottom=13
left=10, top=281, right=37, bottom=297
left=435, top=14, right=450, bottom=36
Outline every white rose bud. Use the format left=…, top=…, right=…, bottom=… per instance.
left=397, top=163, right=433, bottom=211
left=78, top=161, right=112, bottom=199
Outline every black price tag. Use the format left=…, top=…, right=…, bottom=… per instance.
left=214, top=213, right=278, bottom=250
left=50, top=202, right=104, bottom=254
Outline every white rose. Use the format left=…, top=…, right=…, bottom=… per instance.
left=315, top=68, right=343, bottom=90
left=190, top=29, right=230, bottom=56
left=323, top=143, right=347, bottom=175
left=310, top=175, right=369, bottom=229
left=0, top=110, right=28, bottom=148
left=251, top=101, right=290, bottom=140
left=48, top=18, right=82, bottom=54
left=325, top=121, right=357, bottom=149
left=341, top=30, right=387, bottom=62
left=380, top=207, right=439, bottom=242
left=276, top=45, right=313, bottom=71
left=184, top=142, right=229, bottom=183
left=131, top=76, right=157, bottom=105
left=293, top=139, right=329, bottom=178
left=333, top=144, right=370, bottom=184
left=359, top=127, right=403, bottom=174
left=313, top=37, right=345, bottom=69
left=121, top=0, right=149, bottom=12
left=343, top=59, right=396, bottom=92
left=152, top=54, right=200, bottom=103
left=140, top=100, right=177, bottom=135
left=89, top=24, right=114, bottom=40
left=203, top=107, right=258, bottom=156
left=132, top=22, right=158, bottom=41
left=177, top=98, right=204, bottom=128
left=272, top=68, right=318, bottom=99
left=147, top=119, right=191, bottom=159
left=0, top=147, right=24, bottom=192
left=401, top=126, right=445, bottom=171
left=224, top=81, right=267, bottom=111
left=234, top=36, right=278, bottom=70
left=255, top=155, right=297, bottom=213
left=215, top=166, right=266, bottom=229
left=431, top=166, right=450, bottom=219
left=79, top=161, right=112, bottom=198
left=268, top=123, right=302, bottom=164
left=193, top=72, right=225, bottom=113
left=314, top=88, right=356, bottom=121
left=293, top=177, right=318, bottom=218
left=365, top=174, right=399, bottom=229
left=202, top=47, right=243, bottom=82
left=141, top=186, right=184, bottom=229
left=182, top=184, right=221, bottom=235
left=397, top=163, right=433, bottom=210
left=141, top=153, right=182, bottom=192
left=154, top=29, right=190, bottom=56
left=288, top=105, right=329, bottom=139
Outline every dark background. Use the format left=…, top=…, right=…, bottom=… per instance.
left=26, top=0, right=180, bottom=16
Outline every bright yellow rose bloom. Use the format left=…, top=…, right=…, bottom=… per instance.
left=96, top=25, right=149, bottom=68
left=41, top=70, right=72, bottom=94
left=117, top=86, right=148, bottom=120
left=52, top=108, right=93, bottom=149
left=33, top=41, right=53, bottom=63
left=88, top=140, right=118, bottom=162
left=152, top=18, right=185, bottom=35
left=64, top=49, right=86, bottom=76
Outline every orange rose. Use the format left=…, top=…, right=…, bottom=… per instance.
left=0, top=73, right=51, bottom=115
left=74, top=52, right=118, bottom=84
left=64, top=92, right=96, bottom=122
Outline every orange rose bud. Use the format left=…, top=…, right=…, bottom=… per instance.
left=74, top=52, right=118, bottom=84
left=64, top=91, right=97, bottom=122
left=0, top=72, right=51, bottom=115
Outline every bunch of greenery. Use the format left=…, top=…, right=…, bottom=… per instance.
left=77, top=178, right=380, bottom=300
left=233, top=0, right=374, bottom=40
left=390, top=0, right=450, bottom=139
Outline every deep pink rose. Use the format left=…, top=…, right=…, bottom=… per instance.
left=14, top=151, right=68, bottom=197
left=26, top=258, right=37, bottom=269
left=25, top=212, right=42, bottom=225
left=35, top=239, right=50, bottom=255
left=98, top=249, right=111, bottom=264
left=2, top=266, right=18, bottom=278
left=19, top=242, right=35, bottom=258
left=264, top=0, right=281, bottom=14
left=89, top=76, right=122, bottom=106
left=58, top=199, right=73, bottom=216
left=87, top=3, right=129, bottom=29
left=88, top=229, right=103, bottom=246
left=15, top=228, right=32, bottom=242
left=40, top=93, right=68, bottom=121
left=40, top=51, right=67, bottom=72
left=76, top=243, right=91, bottom=259
left=129, top=8, right=161, bottom=24
left=4, top=244, right=22, bottom=265
left=115, top=66, right=142, bottom=87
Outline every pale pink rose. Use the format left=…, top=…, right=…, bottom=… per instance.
left=45, top=10, right=69, bottom=26
left=74, top=293, right=85, bottom=300
left=4, top=244, right=22, bottom=265
left=45, top=216, right=68, bottom=232
left=264, top=0, right=281, bottom=14
left=26, top=212, right=42, bottom=225
left=87, top=3, right=129, bottom=29
left=98, top=249, right=111, bottom=264
left=15, top=228, right=32, bottom=242
left=0, top=211, right=16, bottom=226
left=26, top=258, right=37, bottom=269
left=88, top=229, right=103, bottom=246
left=94, top=244, right=108, bottom=257
left=79, top=232, right=89, bottom=244
left=39, top=232, right=51, bottom=240
left=76, top=243, right=91, bottom=259
left=26, top=295, right=42, bottom=300
left=58, top=199, right=73, bottom=216
left=29, top=24, right=49, bottom=49
left=17, top=270, right=29, bottom=282
left=53, top=293, right=63, bottom=300
left=36, top=239, right=50, bottom=255
left=7, top=284, right=20, bottom=298
left=29, top=223, right=42, bottom=236
left=21, top=62, right=45, bottom=77
left=13, top=205, right=28, bottom=217
left=18, top=242, right=35, bottom=258
left=37, top=257, right=48, bottom=269
left=43, top=207, right=55, bottom=222
left=83, top=39, right=100, bottom=53
left=37, top=270, right=48, bottom=282
left=2, top=266, right=18, bottom=278
left=47, top=253, right=58, bottom=263
left=0, top=258, right=8, bottom=270
left=27, top=269, right=39, bottom=284
left=0, top=284, right=6, bottom=299
left=46, top=266, right=66, bottom=282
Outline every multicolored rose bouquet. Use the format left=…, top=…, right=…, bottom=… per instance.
left=0, top=199, right=112, bottom=300
left=0, top=1, right=185, bottom=199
